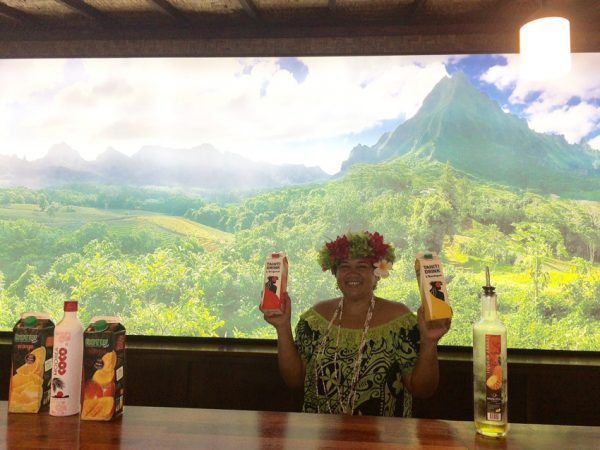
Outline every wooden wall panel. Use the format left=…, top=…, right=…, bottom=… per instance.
left=0, top=345, right=9, bottom=400
left=522, top=363, right=600, bottom=426
left=412, top=357, right=473, bottom=421
left=125, top=351, right=190, bottom=408
left=187, top=353, right=302, bottom=411
left=1, top=341, right=598, bottom=427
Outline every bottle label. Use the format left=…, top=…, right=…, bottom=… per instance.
left=50, top=328, right=83, bottom=416
left=485, top=334, right=503, bottom=421
left=52, top=332, right=71, bottom=378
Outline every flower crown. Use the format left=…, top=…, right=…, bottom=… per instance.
left=318, top=231, right=395, bottom=277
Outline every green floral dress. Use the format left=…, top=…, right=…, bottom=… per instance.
left=294, top=308, right=420, bottom=417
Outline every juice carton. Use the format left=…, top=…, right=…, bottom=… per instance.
left=8, top=312, right=54, bottom=413
left=81, top=316, right=125, bottom=421
left=415, top=252, right=453, bottom=321
left=260, top=251, right=288, bottom=315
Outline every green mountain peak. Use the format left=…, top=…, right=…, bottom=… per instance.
left=341, top=72, right=599, bottom=198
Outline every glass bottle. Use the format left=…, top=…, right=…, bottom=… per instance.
left=473, top=267, right=508, bottom=437
left=50, top=300, right=84, bottom=416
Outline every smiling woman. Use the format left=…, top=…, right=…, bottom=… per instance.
left=261, top=231, right=451, bottom=417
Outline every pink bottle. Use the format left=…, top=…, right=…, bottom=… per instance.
left=50, top=300, right=84, bottom=416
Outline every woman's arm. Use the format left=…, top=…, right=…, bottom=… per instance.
left=262, top=293, right=305, bottom=389
left=403, top=306, right=451, bottom=398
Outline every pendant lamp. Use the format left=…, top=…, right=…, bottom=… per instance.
left=519, top=12, right=571, bottom=81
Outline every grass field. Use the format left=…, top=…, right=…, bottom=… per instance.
left=0, top=203, right=232, bottom=251
left=443, top=234, right=600, bottom=312
left=139, top=215, right=232, bottom=251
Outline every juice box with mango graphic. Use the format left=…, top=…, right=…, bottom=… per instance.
left=81, top=316, right=125, bottom=421
left=8, top=312, right=54, bottom=413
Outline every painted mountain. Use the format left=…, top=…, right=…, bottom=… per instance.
left=341, top=72, right=600, bottom=198
left=0, top=143, right=329, bottom=191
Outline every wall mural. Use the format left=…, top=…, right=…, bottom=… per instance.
left=0, top=54, right=598, bottom=350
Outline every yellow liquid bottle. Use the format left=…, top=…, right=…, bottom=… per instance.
left=473, top=267, right=508, bottom=437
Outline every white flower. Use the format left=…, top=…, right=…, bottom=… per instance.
left=373, top=259, right=393, bottom=278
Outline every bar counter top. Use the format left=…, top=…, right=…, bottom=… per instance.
left=2, top=401, right=600, bottom=449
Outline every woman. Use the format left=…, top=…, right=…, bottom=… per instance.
left=262, top=231, right=451, bottom=417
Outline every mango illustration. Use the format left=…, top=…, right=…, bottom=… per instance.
left=82, top=396, right=114, bottom=420
left=101, top=351, right=116, bottom=371
left=93, top=367, right=115, bottom=386
left=9, top=381, right=43, bottom=413
left=486, top=366, right=502, bottom=390
left=8, top=347, right=47, bottom=413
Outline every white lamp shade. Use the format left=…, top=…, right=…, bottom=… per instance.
left=519, top=17, right=571, bottom=81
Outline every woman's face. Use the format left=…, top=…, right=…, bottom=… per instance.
left=335, top=258, right=377, bottom=300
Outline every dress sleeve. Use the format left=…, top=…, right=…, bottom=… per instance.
left=397, top=313, right=420, bottom=377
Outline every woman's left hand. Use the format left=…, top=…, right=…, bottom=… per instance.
left=417, top=306, right=451, bottom=345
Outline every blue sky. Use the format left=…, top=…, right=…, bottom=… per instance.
left=0, top=54, right=598, bottom=174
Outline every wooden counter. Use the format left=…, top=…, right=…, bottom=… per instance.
left=2, top=339, right=600, bottom=425
left=2, top=401, right=599, bottom=449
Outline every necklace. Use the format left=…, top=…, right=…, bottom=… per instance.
left=313, top=295, right=376, bottom=415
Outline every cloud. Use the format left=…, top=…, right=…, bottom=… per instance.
left=480, top=54, right=519, bottom=90
left=589, top=135, right=600, bottom=151
left=1, top=56, right=451, bottom=169
left=0, top=105, right=7, bottom=142
left=526, top=102, right=600, bottom=144
left=480, top=53, right=600, bottom=144
left=0, top=59, right=67, bottom=101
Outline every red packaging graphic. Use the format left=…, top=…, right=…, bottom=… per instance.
left=260, top=252, right=288, bottom=315
left=485, top=334, right=503, bottom=421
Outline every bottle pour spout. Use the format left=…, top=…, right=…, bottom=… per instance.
left=483, top=266, right=496, bottom=296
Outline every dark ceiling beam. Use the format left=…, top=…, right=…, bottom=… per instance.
left=408, top=0, right=428, bottom=21
left=148, top=0, right=191, bottom=26
left=468, top=0, right=530, bottom=26
left=0, top=3, right=40, bottom=24
left=0, top=20, right=597, bottom=58
left=329, top=0, right=336, bottom=17
left=239, top=0, right=261, bottom=22
left=56, top=0, right=114, bottom=27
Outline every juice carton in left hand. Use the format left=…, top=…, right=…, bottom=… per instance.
left=8, top=312, right=54, bottom=413
left=260, top=252, right=288, bottom=315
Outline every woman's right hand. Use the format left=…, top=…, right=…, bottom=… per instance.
left=261, top=292, right=292, bottom=331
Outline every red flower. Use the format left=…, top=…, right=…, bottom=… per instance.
left=368, top=231, right=389, bottom=260
left=326, top=235, right=349, bottom=261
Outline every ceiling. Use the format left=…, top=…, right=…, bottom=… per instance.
left=0, top=0, right=598, bottom=58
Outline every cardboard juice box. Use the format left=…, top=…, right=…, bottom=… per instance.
left=415, top=252, right=453, bottom=321
left=8, top=312, right=54, bottom=413
left=260, top=251, right=288, bottom=315
left=81, top=316, right=125, bottom=421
